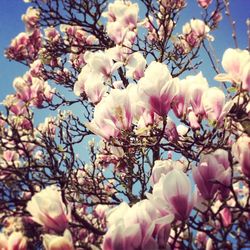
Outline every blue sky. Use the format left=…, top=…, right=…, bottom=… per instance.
left=0, top=0, right=249, bottom=108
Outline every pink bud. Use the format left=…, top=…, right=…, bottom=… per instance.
left=43, top=230, right=74, bottom=250
left=232, top=135, right=250, bottom=178
left=197, top=0, right=212, bottom=9
left=220, top=207, right=232, bottom=227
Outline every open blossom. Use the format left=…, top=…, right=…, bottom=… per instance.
left=103, top=0, right=139, bottom=45
left=103, top=200, right=174, bottom=250
left=183, top=19, right=213, bottom=47
left=232, top=135, right=250, bottom=178
left=126, top=52, right=146, bottom=80
left=37, top=117, right=57, bottom=137
left=214, top=48, right=250, bottom=89
left=86, top=89, right=132, bottom=140
left=26, top=185, right=70, bottom=232
left=73, top=64, right=107, bottom=104
left=13, top=73, right=54, bottom=107
left=150, top=159, right=187, bottom=186
left=22, top=7, right=40, bottom=33
left=44, top=26, right=61, bottom=43
left=84, top=50, right=122, bottom=80
left=2, top=95, right=27, bottom=116
left=43, top=230, right=74, bottom=250
left=202, top=87, right=233, bottom=125
left=150, top=169, right=197, bottom=220
left=138, top=61, right=178, bottom=116
left=74, top=50, right=123, bottom=103
left=6, top=29, right=42, bottom=61
left=193, top=150, right=231, bottom=200
left=0, top=231, right=27, bottom=250
left=103, top=0, right=139, bottom=29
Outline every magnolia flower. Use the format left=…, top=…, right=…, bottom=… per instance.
left=172, top=78, right=189, bottom=118
left=193, top=150, right=231, bottom=200
left=183, top=19, right=213, bottom=47
left=150, top=169, right=197, bottom=220
left=44, top=26, right=61, bottom=43
left=73, top=65, right=107, bottom=104
left=202, top=87, right=233, bottom=125
left=84, top=50, right=122, bottom=79
left=43, top=230, right=74, bottom=250
left=106, top=22, right=129, bottom=44
left=86, top=89, right=132, bottom=140
left=150, top=159, right=186, bottom=186
left=38, top=117, right=57, bottom=137
left=214, top=48, right=250, bottom=88
left=126, top=52, right=146, bottom=80
left=138, top=61, right=178, bottom=116
left=26, top=185, right=70, bottom=232
left=22, top=7, right=40, bottom=33
left=232, top=135, right=250, bottom=177
left=13, top=73, right=54, bottom=107
left=242, top=61, right=250, bottom=92
left=0, top=232, right=27, bottom=250
left=84, top=73, right=107, bottom=104
left=103, top=200, right=173, bottom=250
left=103, top=0, right=139, bottom=29
left=197, top=0, right=212, bottom=8
left=184, top=72, right=209, bottom=115
left=188, top=108, right=200, bottom=130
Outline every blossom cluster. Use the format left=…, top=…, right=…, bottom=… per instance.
left=0, top=0, right=249, bottom=249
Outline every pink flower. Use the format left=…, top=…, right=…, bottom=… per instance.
left=103, top=0, right=139, bottom=29
left=184, top=72, right=209, bottom=115
left=151, top=169, right=197, bottom=220
left=103, top=201, right=173, bottom=250
left=106, top=22, right=129, bottom=44
left=22, top=7, right=40, bottom=33
left=0, top=232, right=27, bottom=250
left=242, top=61, right=250, bottom=92
left=2, top=95, right=27, bottom=116
left=202, top=87, right=233, bottom=125
left=150, top=160, right=175, bottom=186
left=84, top=51, right=122, bottom=80
left=126, top=52, right=146, bottom=80
left=197, top=0, right=212, bottom=9
left=13, top=73, right=54, bottom=107
left=220, top=207, right=232, bottom=227
left=232, top=135, right=250, bottom=178
left=74, top=64, right=107, bottom=104
left=188, top=108, right=200, bottom=130
left=44, top=26, right=61, bottom=43
left=86, top=89, right=132, bottom=140
left=138, top=61, right=178, bottom=116
left=183, top=19, right=213, bottom=47
left=193, top=150, right=231, bottom=200
left=6, top=29, right=42, bottom=61
left=215, top=48, right=250, bottom=87
left=172, top=78, right=189, bottom=118
left=3, top=150, right=19, bottom=163
left=43, top=230, right=74, bottom=250
left=26, top=185, right=70, bottom=232
left=150, top=159, right=186, bottom=186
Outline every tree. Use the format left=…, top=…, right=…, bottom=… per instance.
left=0, top=0, right=249, bottom=249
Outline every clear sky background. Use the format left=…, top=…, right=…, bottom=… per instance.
left=0, top=0, right=249, bottom=119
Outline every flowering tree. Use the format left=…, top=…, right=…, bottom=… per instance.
left=0, top=0, right=249, bottom=249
